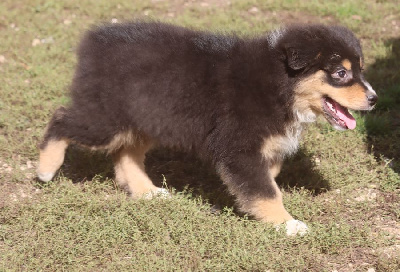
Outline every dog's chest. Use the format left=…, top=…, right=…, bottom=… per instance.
left=261, top=124, right=303, bottom=160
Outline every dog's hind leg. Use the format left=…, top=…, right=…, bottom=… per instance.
left=113, top=141, right=169, bottom=199
left=38, top=106, right=112, bottom=182
left=37, top=107, right=70, bottom=182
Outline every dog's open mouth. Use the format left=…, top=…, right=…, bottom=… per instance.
left=322, top=97, right=356, bottom=130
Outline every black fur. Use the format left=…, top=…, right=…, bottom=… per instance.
left=41, top=21, right=371, bottom=204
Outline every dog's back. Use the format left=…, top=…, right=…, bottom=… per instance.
left=67, top=22, right=286, bottom=152
left=72, top=22, right=233, bottom=149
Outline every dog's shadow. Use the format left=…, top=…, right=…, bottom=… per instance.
left=59, top=145, right=329, bottom=210
left=277, top=148, right=330, bottom=194
left=364, top=37, right=400, bottom=174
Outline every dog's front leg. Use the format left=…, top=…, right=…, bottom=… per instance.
left=217, top=154, right=308, bottom=235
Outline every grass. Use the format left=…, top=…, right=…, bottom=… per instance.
left=1, top=0, right=400, bottom=271
left=0, top=181, right=388, bottom=271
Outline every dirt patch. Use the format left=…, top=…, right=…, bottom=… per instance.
left=147, top=0, right=232, bottom=18
left=245, top=9, right=338, bottom=25
left=352, top=188, right=379, bottom=202
left=0, top=160, right=14, bottom=177
left=377, top=244, right=400, bottom=259
left=150, top=0, right=338, bottom=27
left=348, top=188, right=400, bottom=241
left=0, top=182, right=41, bottom=208
left=162, top=0, right=232, bottom=9
left=185, top=0, right=232, bottom=8
left=0, top=157, right=38, bottom=181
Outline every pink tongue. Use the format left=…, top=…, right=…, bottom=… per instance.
left=334, top=102, right=356, bottom=130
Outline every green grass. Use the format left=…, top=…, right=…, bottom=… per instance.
left=1, top=0, right=400, bottom=271
left=0, top=181, right=389, bottom=271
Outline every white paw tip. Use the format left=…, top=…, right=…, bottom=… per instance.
left=142, top=188, right=171, bottom=200
left=284, top=219, right=309, bottom=236
left=37, top=172, right=55, bottom=182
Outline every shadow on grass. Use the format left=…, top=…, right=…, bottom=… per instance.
left=147, top=147, right=329, bottom=209
left=277, top=147, right=330, bottom=194
left=149, top=147, right=330, bottom=200
left=56, top=144, right=329, bottom=211
left=364, top=37, right=400, bottom=174
left=60, top=145, right=115, bottom=183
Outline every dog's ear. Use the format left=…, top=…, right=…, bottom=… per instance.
left=285, top=45, right=319, bottom=70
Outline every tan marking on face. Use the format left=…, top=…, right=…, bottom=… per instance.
left=113, top=143, right=157, bottom=198
left=333, top=83, right=368, bottom=107
left=244, top=181, right=293, bottom=225
left=293, top=70, right=369, bottom=118
left=341, top=59, right=352, bottom=70
left=37, top=139, right=69, bottom=179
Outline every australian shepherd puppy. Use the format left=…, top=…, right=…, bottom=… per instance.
left=37, top=21, right=377, bottom=235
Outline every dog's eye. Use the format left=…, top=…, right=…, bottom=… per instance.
left=337, top=70, right=347, bottom=78
left=332, top=69, right=347, bottom=79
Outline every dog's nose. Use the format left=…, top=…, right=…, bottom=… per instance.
left=367, top=94, right=378, bottom=107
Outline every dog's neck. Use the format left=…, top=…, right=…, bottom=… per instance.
left=295, top=109, right=317, bottom=124
left=275, top=110, right=314, bottom=159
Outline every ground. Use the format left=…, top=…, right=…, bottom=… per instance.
left=0, top=0, right=399, bottom=271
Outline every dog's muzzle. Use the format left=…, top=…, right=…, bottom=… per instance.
left=367, top=93, right=378, bottom=108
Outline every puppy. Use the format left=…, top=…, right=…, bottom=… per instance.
left=37, top=22, right=377, bottom=235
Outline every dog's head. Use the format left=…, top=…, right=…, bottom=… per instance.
left=276, top=25, right=377, bottom=130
